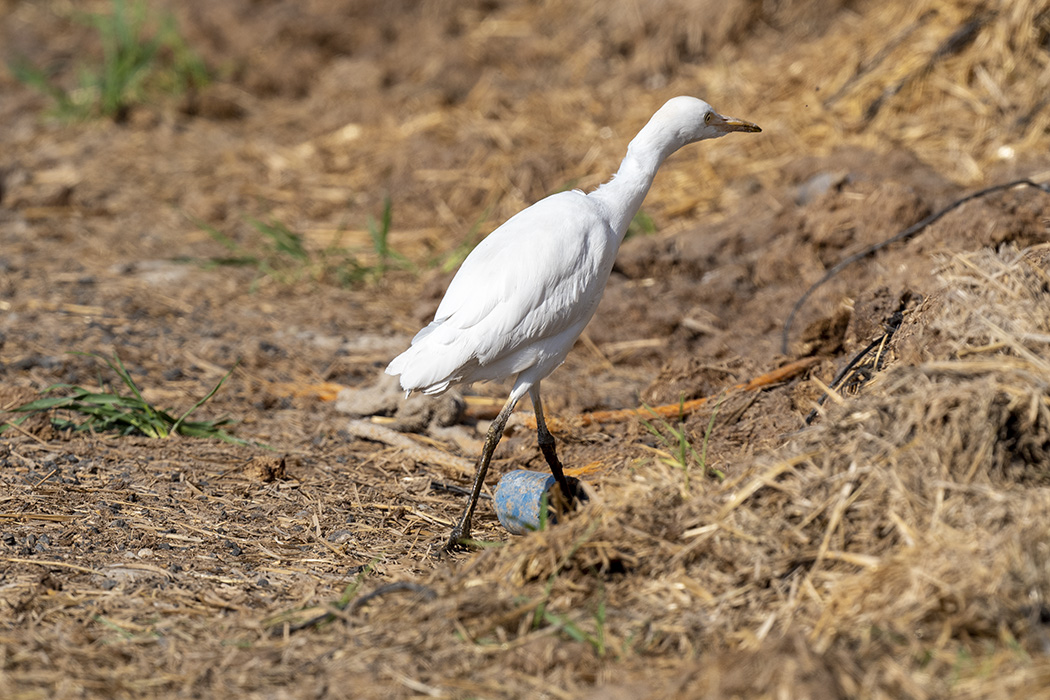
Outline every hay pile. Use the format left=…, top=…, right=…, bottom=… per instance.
left=322, top=244, right=1050, bottom=697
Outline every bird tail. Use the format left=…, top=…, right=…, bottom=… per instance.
left=385, top=323, right=459, bottom=396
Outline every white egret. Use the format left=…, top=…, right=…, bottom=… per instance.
left=386, top=96, right=760, bottom=550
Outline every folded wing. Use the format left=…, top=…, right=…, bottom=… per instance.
left=387, top=191, right=613, bottom=394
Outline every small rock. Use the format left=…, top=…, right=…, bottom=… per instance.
left=335, top=373, right=404, bottom=417
left=336, top=372, right=465, bottom=432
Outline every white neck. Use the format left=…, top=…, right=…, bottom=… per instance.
left=588, top=118, right=687, bottom=243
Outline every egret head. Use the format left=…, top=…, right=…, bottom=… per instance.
left=650, top=96, right=761, bottom=150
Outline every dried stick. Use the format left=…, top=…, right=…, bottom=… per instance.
left=524, top=356, right=820, bottom=430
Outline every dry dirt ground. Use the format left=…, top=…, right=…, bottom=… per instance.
left=2, top=0, right=1050, bottom=698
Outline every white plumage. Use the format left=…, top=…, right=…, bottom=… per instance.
left=387, top=190, right=611, bottom=395
left=386, top=96, right=760, bottom=550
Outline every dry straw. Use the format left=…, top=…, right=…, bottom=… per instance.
left=376, top=244, right=1050, bottom=697
left=4, top=0, right=1050, bottom=697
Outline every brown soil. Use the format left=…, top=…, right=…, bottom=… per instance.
left=2, top=0, right=1050, bottom=697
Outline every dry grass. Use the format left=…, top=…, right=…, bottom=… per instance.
left=3, top=0, right=1050, bottom=697
left=380, top=245, right=1050, bottom=698
left=232, top=244, right=1050, bottom=699
left=225, top=0, right=1050, bottom=255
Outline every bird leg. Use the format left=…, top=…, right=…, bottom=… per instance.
left=529, top=385, right=575, bottom=503
left=445, top=390, right=521, bottom=552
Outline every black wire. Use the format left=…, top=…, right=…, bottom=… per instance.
left=804, top=334, right=886, bottom=426
left=781, top=178, right=1050, bottom=355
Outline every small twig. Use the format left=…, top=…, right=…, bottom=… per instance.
left=526, top=356, right=819, bottom=431
left=345, top=420, right=472, bottom=474
left=32, top=469, right=59, bottom=488
left=718, top=390, right=761, bottom=428
left=429, top=479, right=487, bottom=499
left=0, top=420, right=50, bottom=445
left=823, top=9, right=935, bottom=109
left=1, top=556, right=103, bottom=576
left=782, top=179, right=1050, bottom=354
left=863, top=10, right=991, bottom=122
left=0, top=513, right=76, bottom=522
left=804, top=307, right=904, bottom=425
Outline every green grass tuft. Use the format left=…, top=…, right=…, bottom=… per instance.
left=192, top=199, right=411, bottom=288
left=641, top=396, right=725, bottom=493
left=528, top=521, right=609, bottom=654
left=0, top=352, right=245, bottom=444
left=367, top=196, right=411, bottom=278
left=10, top=0, right=208, bottom=122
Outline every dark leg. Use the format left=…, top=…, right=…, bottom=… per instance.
left=529, top=385, right=574, bottom=501
left=445, top=388, right=524, bottom=552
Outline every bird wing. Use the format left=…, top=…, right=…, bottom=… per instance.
left=391, top=191, right=614, bottom=391
left=438, top=190, right=610, bottom=344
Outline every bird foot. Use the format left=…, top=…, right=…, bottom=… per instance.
left=550, top=475, right=587, bottom=518
left=443, top=522, right=472, bottom=554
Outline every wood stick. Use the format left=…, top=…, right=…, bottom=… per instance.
left=344, top=420, right=473, bottom=475
left=524, top=356, right=820, bottom=430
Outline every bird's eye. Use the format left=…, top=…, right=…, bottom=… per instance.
left=704, top=112, right=712, bottom=124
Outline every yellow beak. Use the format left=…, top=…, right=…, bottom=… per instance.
left=720, top=116, right=762, bottom=133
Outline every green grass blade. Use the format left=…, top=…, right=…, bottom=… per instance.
left=367, top=197, right=396, bottom=277
left=171, top=362, right=238, bottom=435
left=532, top=520, right=600, bottom=630
left=176, top=424, right=249, bottom=446
left=376, top=197, right=393, bottom=256
left=191, top=215, right=249, bottom=255
left=0, top=351, right=245, bottom=443
left=626, top=209, right=657, bottom=239
left=249, top=217, right=310, bottom=262
left=98, top=352, right=169, bottom=435
left=536, top=491, right=550, bottom=532
left=0, top=415, right=32, bottom=434
left=440, top=207, right=491, bottom=273
left=3, top=394, right=82, bottom=413
left=700, top=395, right=726, bottom=480
left=594, top=592, right=607, bottom=656
left=8, top=58, right=77, bottom=114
